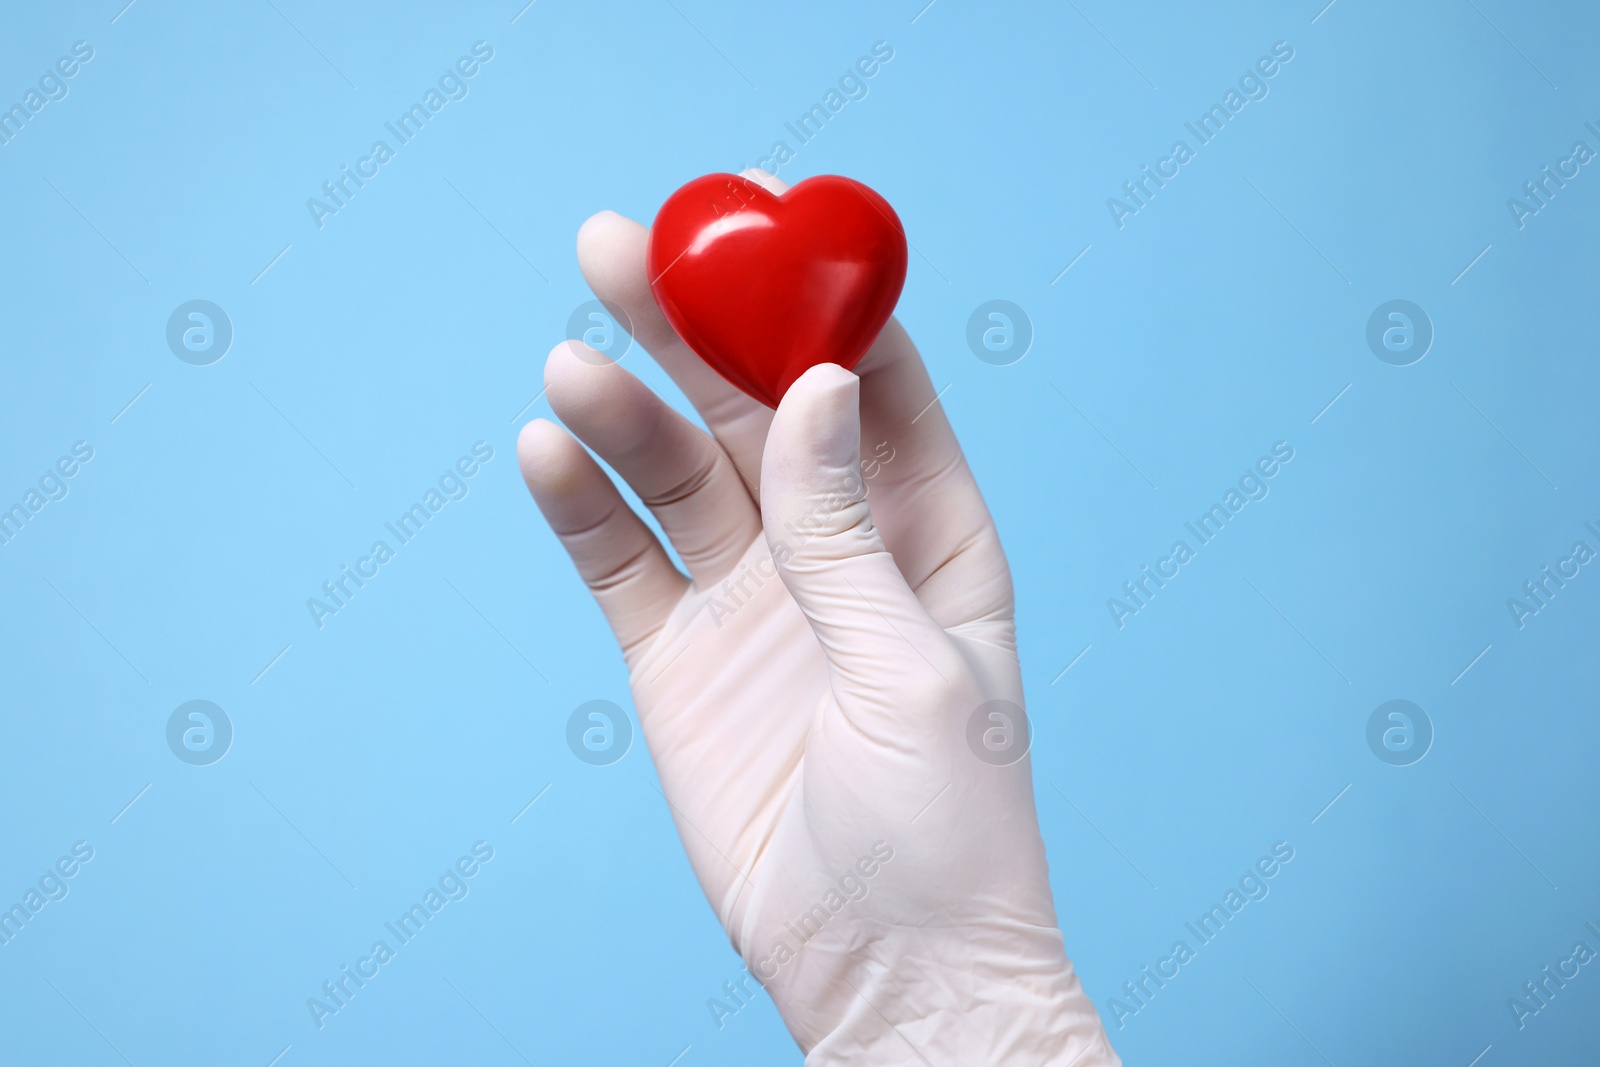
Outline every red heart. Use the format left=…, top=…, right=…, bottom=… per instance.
left=646, top=174, right=908, bottom=408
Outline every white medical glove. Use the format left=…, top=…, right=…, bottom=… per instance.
left=517, top=172, right=1120, bottom=1067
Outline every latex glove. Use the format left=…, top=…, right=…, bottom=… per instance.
left=518, top=170, right=1119, bottom=1067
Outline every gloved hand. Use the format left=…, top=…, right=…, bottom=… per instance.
left=518, top=170, right=1120, bottom=1066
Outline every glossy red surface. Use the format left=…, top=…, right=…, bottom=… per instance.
left=646, top=173, right=909, bottom=408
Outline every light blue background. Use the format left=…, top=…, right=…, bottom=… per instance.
left=2, top=1, right=1597, bottom=1063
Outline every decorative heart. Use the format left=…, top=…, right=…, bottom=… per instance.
left=646, top=173, right=909, bottom=408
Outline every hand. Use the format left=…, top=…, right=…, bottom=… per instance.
left=517, top=171, right=1119, bottom=1066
